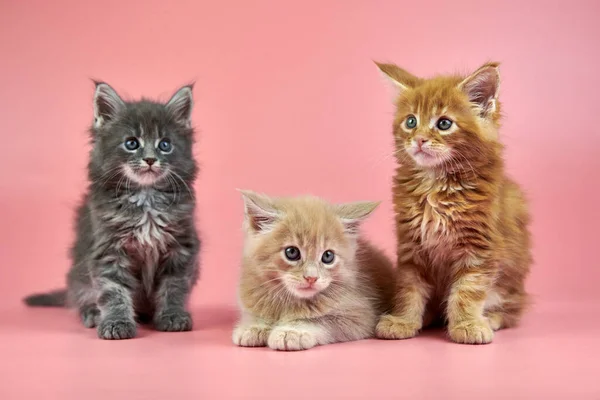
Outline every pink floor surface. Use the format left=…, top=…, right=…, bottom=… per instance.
left=1, top=300, right=598, bottom=399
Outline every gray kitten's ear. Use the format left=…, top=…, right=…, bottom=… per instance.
left=238, top=189, right=280, bottom=233
left=166, top=85, right=194, bottom=126
left=335, top=201, right=380, bottom=236
left=93, top=82, right=125, bottom=128
left=458, top=62, right=500, bottom=118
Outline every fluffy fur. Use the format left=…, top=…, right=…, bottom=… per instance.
left=374, top=62, right=532, bottom=344
left=233, top=191, right=395, bottom=351
left=24, top=82, right=200, bottom=339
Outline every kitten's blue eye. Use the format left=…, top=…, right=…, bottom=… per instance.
left=405, top=115, right=417, bottom=129
left=158, top=138, right=172, bottom=153
left=437, top=118, right=453, bottom=131
left=284, top=246, right=301, bottom=261
left=321, top=250, right=335, bottom=264
left=124, top=138, right=140, bottom=151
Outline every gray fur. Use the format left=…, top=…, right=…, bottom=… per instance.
left=24, top=82, right=201, bottom=340
left=23, top=289, right=67, bottom=307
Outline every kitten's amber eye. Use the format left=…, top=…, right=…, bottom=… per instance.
left=437, top=118, right=453, bottom=131
left=284, top=246, right=301, bottom=261
left=321, top=250, right=335, bottom=264
left=405, top=115, right=417, bottom=129
left=124, top=137, right=140, bottom=151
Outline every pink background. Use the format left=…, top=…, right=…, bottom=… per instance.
left=1, top=0, right=599, bottom=399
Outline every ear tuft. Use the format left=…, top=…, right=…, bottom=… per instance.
left=166, top=85, right=194, bottom=126
left=374, top=61, right=421, bottom=98
left=336, top=201, right=380, bottom=236
left=239, top=190, right=280, bottom=233
left=93, top=82, right=125, bottom=128
left=458, top=62, right=501, bottom=118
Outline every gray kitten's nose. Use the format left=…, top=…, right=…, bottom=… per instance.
left=143, top=158, right=156, bottom=166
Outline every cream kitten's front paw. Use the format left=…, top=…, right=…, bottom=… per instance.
left=448, top=319, right=494, bottom=344
left=232, top=325, right=271, bottom=347
left=375, top=314, right=421, bottom=339
left=267, top=325, right=318, bottom=351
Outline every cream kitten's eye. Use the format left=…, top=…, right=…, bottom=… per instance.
left=405, top=115, right=417, bottom=129
left=321, top=250, right=335, bottom=264
left=284, top=246, right=301, bottom=261
left=437, top=118, right=453, bottom=131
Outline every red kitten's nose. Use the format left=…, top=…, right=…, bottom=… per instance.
left=143, top=158, right=156, bottom=166
left=304, top=276, right=318, bottom=285
left=415, top=137, right=429, bottom=148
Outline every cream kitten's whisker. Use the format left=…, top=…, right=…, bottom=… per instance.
left=234, top=193, right=395, bottom=351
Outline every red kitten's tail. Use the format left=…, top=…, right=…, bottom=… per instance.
left=23, top=289, right=67, bottom=307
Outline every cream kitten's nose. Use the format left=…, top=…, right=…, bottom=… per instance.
left=304, top=276, right=318, bottom=285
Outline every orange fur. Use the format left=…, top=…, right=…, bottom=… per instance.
left=233, top=191, right=395, bottom=351
left=374, top=62, right=532, bottom=344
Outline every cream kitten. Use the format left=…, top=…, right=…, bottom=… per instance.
left=232, top=191, right=395, bottom=351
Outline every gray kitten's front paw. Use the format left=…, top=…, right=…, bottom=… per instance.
left=97, top=319, right=137, bottom=340
left=80, top=306, right=100, bottom=328
left=155, top=311, right=193, bottom=332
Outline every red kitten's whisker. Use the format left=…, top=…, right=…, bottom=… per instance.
left=375, top=60, right=532, bottom=344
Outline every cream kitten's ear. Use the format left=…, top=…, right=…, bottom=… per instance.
left=374, top=61, right=420, bottom=98
left=239, top=190, right=280, bottom=233
left=93, top=81, right=125, bottom=128
left=458, top=62, right=500, bottom=118
left=336, top=201, right=380, bottom=236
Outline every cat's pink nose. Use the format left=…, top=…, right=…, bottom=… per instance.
left=304, top=276, right=318, bottom=285
left=415, top=137, right=429, bottom=148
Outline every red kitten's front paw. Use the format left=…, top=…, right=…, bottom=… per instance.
left=232, top=325, right=270, bottom=347
left=448, top=319, right=494, bottom=344
left=267, top=326, right=318, bottom=351
left=375, top=315, right=420, bottom=339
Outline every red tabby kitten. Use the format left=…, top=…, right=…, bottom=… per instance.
left=233, top=191, right=395, bottom=351
left=374, top=62, right=532, bottom=344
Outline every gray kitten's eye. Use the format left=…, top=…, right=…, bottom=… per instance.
left=284, top=246, right=301, bottom=261
left=405, top=115, right=417, bottom=129
left=321, top=250, right=335, bottom=264
left=124, top=137, right=140, bottom=151
left=158, top=138, right=172, bottom=153
left=437, top=118, right=453, bottom=131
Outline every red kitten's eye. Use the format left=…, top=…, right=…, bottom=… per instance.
left=437, top=118, right=453, bottom=131
left=405, top=115, right=417, bottom=129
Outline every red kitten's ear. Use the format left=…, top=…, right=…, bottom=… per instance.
left=458, top=62, right=501, bottom=118
left=335, top=201, right=380, bottom=236
left=239, top=190, right=280, bottom=233
left=374, top=61, right=420, bottom=97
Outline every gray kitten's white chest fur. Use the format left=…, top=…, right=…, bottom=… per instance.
left=126, top=190, right=175, bottom=254
left=113, top=189, right=177, bottom=295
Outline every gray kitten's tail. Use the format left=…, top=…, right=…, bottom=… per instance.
left=23, top=289, right=67, bottom=307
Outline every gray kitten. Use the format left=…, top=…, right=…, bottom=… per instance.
left=24, top=82, right=201, bottom=340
